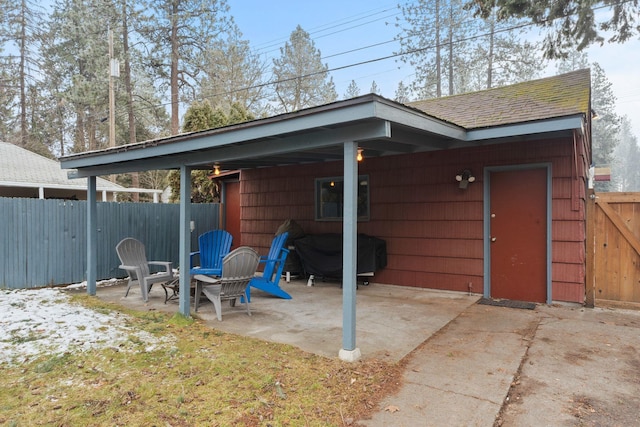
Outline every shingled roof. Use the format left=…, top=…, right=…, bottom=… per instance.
left=408, top=69, right=591, bottom=130
left=0, top=141, right=123, bottom=191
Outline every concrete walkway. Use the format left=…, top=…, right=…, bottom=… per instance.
left=92, top=279, right=640, bottom=426
left=363, top=303, right=640, bottom=426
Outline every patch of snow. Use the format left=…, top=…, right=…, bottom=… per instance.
left=63, top=278, right=121, bottom=289
left=0, top=288, right=174, bottom=366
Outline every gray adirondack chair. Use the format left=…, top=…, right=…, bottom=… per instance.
left=116, top=237, right=174, bottom=302
left=195, top=246, right=260, bottom=321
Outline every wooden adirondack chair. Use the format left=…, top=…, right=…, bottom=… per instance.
left=247, top=232, right=292, bottom=300
left=190, top=230, right=233, bottom=277
left=116, top=237, right=174, bottom=302
left=195, top=246, right=260, bottom=321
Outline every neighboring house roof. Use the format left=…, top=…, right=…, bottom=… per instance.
left=0, top=141, right=124, bottom=192
left=409, top=69, right=591, bottom=129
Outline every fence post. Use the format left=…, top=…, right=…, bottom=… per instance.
left=585, top=188, right=596, bottom=308
left=179, top=166, right=192, bottom=316
left=87, top=177, right=97, bottom=296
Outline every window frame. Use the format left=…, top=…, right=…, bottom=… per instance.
left=314, top=175, right=370, bottom=221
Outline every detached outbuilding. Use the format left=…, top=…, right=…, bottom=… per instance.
left=239, top=69, right=591, bottom=305
left=61, top=69, right=592, bottom=359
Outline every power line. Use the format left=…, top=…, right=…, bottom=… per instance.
left=8, top=0, right=640, bottom=140
left=247, top=3, right=403, bottom=55
left=104, top=1, right=599, bottom=124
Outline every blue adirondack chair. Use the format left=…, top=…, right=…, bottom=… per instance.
left=190, top=230, right=233, bottom=277
left=247, top=232, right=292, bottom=300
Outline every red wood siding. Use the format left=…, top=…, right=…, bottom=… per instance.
left=240, top=136, right=587, bottom=303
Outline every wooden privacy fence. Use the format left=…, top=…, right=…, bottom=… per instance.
left=0, top=198, right=220, bottom=289
left=586, top=191, right=640, bottom=308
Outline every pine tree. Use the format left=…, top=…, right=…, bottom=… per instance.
left=398, top=0, right=544, bottom=98
left=470, top=0, right=640, bottom=58
left=557, top=53, right=620, bottom=191
left=398, top=0, right=473, bottom=98
left=343, top=80, right=360, bottom=99
left=271, top=25, right=337, bottom=113
left=462, top=9, right=544, bottom=92
left=168, top=101, right=255, bottom=202
left=41, top=0, right=117, bottom=153
left=556, top=53, right=620, bottom=191
left=200, top=28, right=269, bottom=116
left=0, top=0, right=52, bottom=153
left=369, top=81, right=380, bottom=95
left=143, top=0, right=234, bottom=134
left=612, top=116, right=640, bottom=191
left=590, top=63, right=620, bottom=192
left=38, top=0, right=169, bottom=160
left=394, top=81, right=412, bottom=103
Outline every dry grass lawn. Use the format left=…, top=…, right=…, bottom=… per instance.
left=0, top=294, right=402, bottom=426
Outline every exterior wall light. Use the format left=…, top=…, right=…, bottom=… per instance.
left=455, top=169, right=475, bottom=189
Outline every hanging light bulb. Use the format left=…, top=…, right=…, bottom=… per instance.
left=213, top=164, right=220, bottom=176
left=357, top=147, right=363, bottom=162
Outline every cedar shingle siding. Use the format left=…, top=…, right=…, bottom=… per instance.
left=240, top=70, right=591, bottom=303
left=241, top=135, right=587, bottom=303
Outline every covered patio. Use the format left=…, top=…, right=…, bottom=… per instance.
left=59, top=77, right=590, bottom=361
left=59, top=94, right=484, bottom=361
left=91, top=277, right=479, bottom=363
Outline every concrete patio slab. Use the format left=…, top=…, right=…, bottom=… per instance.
left=94, top=278, right=479, bottom=363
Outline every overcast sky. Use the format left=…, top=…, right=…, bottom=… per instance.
left=230, top=1, right=640, bottom=139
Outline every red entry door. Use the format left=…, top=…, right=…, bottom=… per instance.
left=490, top=168, right=548, bottom=303
left=224, top=180, right=241, bottom=249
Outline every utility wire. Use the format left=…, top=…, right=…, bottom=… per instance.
left=190, top=0, right=638, bottom=107
left=10, top=0, right=640, bottom=133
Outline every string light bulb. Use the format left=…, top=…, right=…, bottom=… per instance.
left=357, top=147, right=363, bottom=162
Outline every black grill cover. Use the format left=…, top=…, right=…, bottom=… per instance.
left=293, top=233, right=387, bottom=278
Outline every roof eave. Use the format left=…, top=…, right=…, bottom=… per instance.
left=59, top=97, right=465, bottom=175
left=465, top=114, right=585, bottom=141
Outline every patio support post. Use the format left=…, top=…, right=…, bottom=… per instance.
left=178, top=165, right=192, bottom=316
left=339, top=141, right=361, bottom=362
left=86, top=176, right=97, bottom=296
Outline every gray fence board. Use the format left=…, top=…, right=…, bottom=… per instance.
left=0, top=198, right=220, bottom=289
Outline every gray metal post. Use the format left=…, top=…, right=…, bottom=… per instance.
left=86, top=176, right=97, bottom=296
left=340, top=141, right=361, bottom=362
left=179, top=166, right=192, bottom=316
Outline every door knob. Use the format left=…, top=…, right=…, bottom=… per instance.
left=491, top=237, right=497, bottom=242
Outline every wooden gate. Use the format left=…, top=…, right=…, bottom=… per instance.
left=586, top=191, right=640, bottom=308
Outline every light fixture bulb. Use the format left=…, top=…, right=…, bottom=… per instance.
left=468, top=176, right=475, bottom=183
left=213, top=165, right=220, bottom=176
left=357, top=148, right=363, bottom=162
